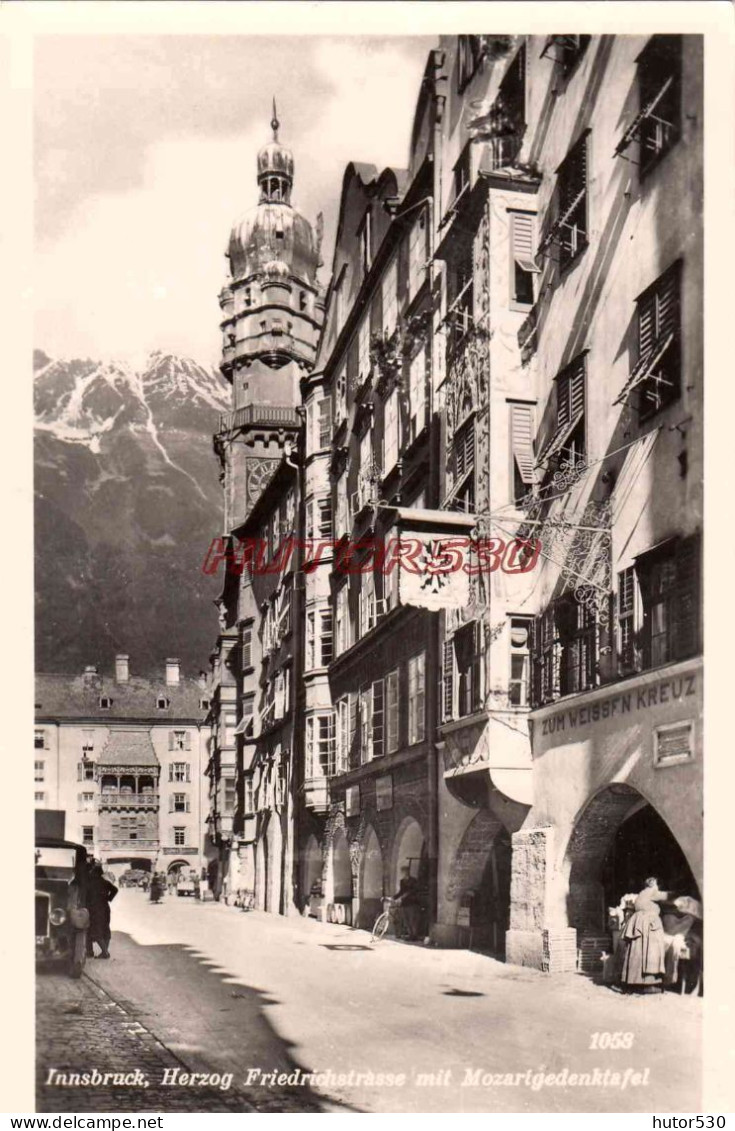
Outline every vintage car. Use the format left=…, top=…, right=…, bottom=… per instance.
left=35, top=836, right=90, bottom=978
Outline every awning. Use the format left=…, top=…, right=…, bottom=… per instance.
left=535, top=409, right=584, bottom=468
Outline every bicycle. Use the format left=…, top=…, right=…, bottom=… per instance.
left=371, top=897, right=400, bottom=944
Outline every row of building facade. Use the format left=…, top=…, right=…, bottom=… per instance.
left=37, top=33, right=701, bottom=973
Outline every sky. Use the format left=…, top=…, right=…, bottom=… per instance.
left=34, top=34, right=433, bottom=369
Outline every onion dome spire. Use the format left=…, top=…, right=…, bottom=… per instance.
left=257, top=98, right=293, bottom=204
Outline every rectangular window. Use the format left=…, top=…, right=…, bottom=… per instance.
left=335, top=366, right=347, bottom=426
left=317, top=496, right=333, bottom=540
left=386, top=669, right=399, bottom=754
left=359, top=210, right=372, bottom=277
left=617, top=567, right=640, bottom=674
left=453, top=419, right=476, bottom=511
left=407, top=653, right=426, bottom=745
left=306, top=713, right=335, bottom=778
left=509, top=211, right=538, bottom=307
left=336, top=693, right=357, bottom=773
left=552, top=133, right=588, bottom=271
left=35, top=792, right=45, bottom=803
left=383, top=387, right=400, bottom=474
left=359, top=570, right=376, bottom=638
left=170, top=762, right=190, bottom=783
left=371, top=679, right=385, bottom=759
left=382, top=258, right=398, bottom=337
left=172, top=792, right=189, bottom=813
left=319, top=609, right=333, bottom=667
left=34, top=760, right=45, bottom=782
left=358, top=316, right=371, bottom=382
left=638, top=538, right=699, bottom=668
left=358, top=685, right=372, bottom=764
left=335, top=584, right=351, bottom=656
left=509, top=618, right=532, bottom=706
left=455, top=622, right=483, bottom=717
left=457, top=35, right=484, bottom=92
left=82, top=826, right=94, bottom=846
left=408, top=210, right=428, bottom=300
left=616, top=36, right=682, bottom=174
left=336, top=472, right=349, bottom=538
left=509, top=402, right=535, bottom=503
left=360, top=426, right=373, bottom=478
left=82, top=729, right=94, bottom=753
left=243, top=775, right=255, bottom=814
left=318, top=398, right=332, bottom=449
left=558, top=599, right=597, bottom=696
left=242, top=622, right=253, bottom=669
left=408, top=348, right=427, bottom=443
left=538, top=355, right=586, bottom=469
left=34, top=729, right=46, bottom=750
left=77, top=761, right=95, bottom=782
left=169, top=730, right=189, bottom=751
left=622, top=263, right=681, bottom=419
left=555, top=355, right=586, bottom=465
left=173, top=827, right=187, bottom=847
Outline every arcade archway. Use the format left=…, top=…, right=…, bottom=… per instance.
left=301, top=834, right=323, bottom=910
left=331, top=826, right=352, bottom=902
left=358, top=826, right=384, bottom=929
left=566, top=784, right=700, bottom=935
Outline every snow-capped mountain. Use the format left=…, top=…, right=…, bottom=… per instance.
left=34, top=350, right=231, bottom=677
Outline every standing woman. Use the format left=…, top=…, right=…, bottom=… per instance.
left=620, top=876, right=669, bottom=993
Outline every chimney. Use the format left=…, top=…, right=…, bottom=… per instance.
left=82, top=664, right=99, bottom=689
left=115, top=654, right=130, bottom=683
left=165, top=658, right=180, bottom=686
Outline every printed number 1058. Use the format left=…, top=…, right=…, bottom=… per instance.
left=589, top=1032, right=635, bottom=1049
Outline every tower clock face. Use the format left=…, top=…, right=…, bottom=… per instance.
left=247, top=457, right=280, bottom=504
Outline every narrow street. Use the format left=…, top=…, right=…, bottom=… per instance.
left=37, top=889, right=702, bottom=1114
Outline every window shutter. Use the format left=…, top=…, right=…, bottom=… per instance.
left=168, top=731, right=175, bottom=751
left=512, top=212, right=537, bottom=272
left=638, top=292, right=656, bottom=358
left=510, top=404, right=535, bottom=484
left=169, top=797, right=174, bottom=813
left=77, top=762, right=83, bottom=782
left=656, top=267, right=679, bottom=340
left=44, top=731, right=50, bottom=750
left=442, top=639, right=455, bottom=722
left=386, top=670, right=399, bottom=753
left=570, top=360, right=585, bottom=418
left=169, top=764, right=173, bottom=782
left=674, top=538, right=699, bottom=658
left=185, top=731, right=191, bottom=751
left=557, top=376, right=571, bottom=429
left=372, top=679, right=385, bottom=758
left=186, top=798, right=191, bottom=813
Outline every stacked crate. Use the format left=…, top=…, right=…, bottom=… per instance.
left=541, top=927, right=578, bottom=973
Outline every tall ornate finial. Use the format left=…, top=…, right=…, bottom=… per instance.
left=271, top=97, right=280, bottom=142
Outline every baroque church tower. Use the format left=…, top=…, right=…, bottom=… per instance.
left=215, top=104, right=324, bottom=532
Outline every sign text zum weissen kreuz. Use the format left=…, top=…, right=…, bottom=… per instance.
left=538, top=668, right=699, bottom=739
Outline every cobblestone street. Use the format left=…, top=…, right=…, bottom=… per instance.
left=35, top=890, right=703, bottom=1114
left=36, top=966, right=322, bottom=1113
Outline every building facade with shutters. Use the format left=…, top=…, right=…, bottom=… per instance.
left=34, top=656, right=210, bottom=878
left=202, top=37, right=702, bottom=970
left=432, top=33, right=702, bottom=971
left=206, top=107, right=324, bottom=909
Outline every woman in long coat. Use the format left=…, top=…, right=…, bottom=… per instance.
left=620, top=877, right=669, bottom=993
left=86, top=861, right=118, bottom=958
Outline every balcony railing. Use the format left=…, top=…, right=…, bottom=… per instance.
left=218, top=405, right=300, bottom=434
left=98, top=792, right=160, bottom=809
